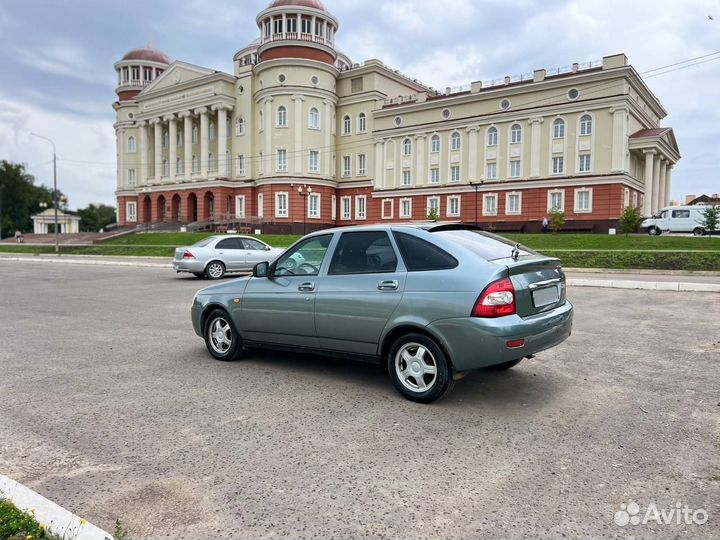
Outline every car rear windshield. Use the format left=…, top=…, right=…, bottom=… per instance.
left=432, top=229, right=535, bottom=261
left=192, top=238, right=214, bottom=248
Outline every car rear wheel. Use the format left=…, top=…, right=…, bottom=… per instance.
left=206, top=261, right=225, bottom=280
left=487, top=358, right=523, bottom=370
left=693, top=227, right=706, bottom=237
left=387, top=333, right=454, bottom=403
left=203, top=309, right=243, bottom=361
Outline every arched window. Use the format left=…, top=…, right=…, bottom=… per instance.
left=343, top=115, right=351, bottom=135
left=430, top=134, right=440, bottom=153
left=127, top=136, right=136, bottom=153
left=403, top=138, right=412, bottom=156
left=487, top=127, right=498, bottom=146
left=358, top=112, right=367, bottom=132
left=277, top=106, right=288, bottom=127
left=192, top=155, right=199, bottom=173
left=259, top=110, right=264, bottom=131
left=451, top=131, right=461, bottom=151
left=162, top=159, right=169, bottom=176
left=208, top=153, right=216, bottom=171
left=553, top=118, right=565, bottom=139
left=162, top=130, right=169, bottom=148
left=177, top=129, right=183, bottom=146
left=510, top=124, right=522, bottom=144
left=209, top=122, right=216, bottom=141
left=176, top=157, right=183, bottom=174
left=192, top=124, right=198, bottom=144
left=225, top=150, right=231, bottom=175
left=309, top=107, right=319, bottom=129
left=235, top=117, right=245, bottom=136
left=580, top=114, right=593, bottom=136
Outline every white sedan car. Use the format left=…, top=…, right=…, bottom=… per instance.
left=174, top=235, right=291, bottom=279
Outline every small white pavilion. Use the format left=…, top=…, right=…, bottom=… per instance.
left=31, top=208, right=81, bottom=234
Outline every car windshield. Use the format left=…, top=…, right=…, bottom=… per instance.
left=192, top=238, right=215, bottom=247
left=433, top=229, right=535, bottom=261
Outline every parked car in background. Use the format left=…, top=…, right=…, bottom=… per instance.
left=190, top=224, right=574, bottom=403
left=174, top=235, right=291, bottom=279
left=641, top=205, right=712, bottom=236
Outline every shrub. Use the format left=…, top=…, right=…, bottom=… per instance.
left=548, top=210, right=566, bottom=233
left=619, top=205, right=643, bottom=236
left=427, top=208, right=439, bottom=222
left=698, top=205, right=720, bottom=237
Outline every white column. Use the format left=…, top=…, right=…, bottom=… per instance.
left=651, top=154, right=661, bottom=214
left=323, top=99, right=332, bottom=176
left=466, top=127, right=478, bottom=181
left=179, top=111, right=192, bottom=177
left=152, top=118, right=162, bottom=181
left=374, top=141, right=384, bottom=188
left=292, top=95, right=305, bottom=174
left=116, top=129, right=124, bottom=189
left=658, top=159, right=667, bottom=210
left=166, top=114, right=177, bottom=181
left=664, top=165, right=673, bottom=206
left=213, top=104, right=229, bottom=176
left=528, top=117, right=543, bottom=178
left=282, top=13, right=287, bottom=37
left=415, top=134, right=426, bottom=186
left=195, top=107, right=209, bottom=177
left=138, top=121, right=148, bottom=185
left=643, top=150, right=655, bottom=216
left=610, top=106, right=629, bottom=172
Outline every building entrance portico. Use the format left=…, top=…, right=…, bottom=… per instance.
left=31, top=209, right=81, bottom=234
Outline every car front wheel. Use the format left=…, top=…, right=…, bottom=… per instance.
left=204, top=309, right=243, bottom=361
left=206, top=261, right=225, bottom=280
left=388, top=333, right=454, bottom=403
left=647, top=226, right=660, bottom=236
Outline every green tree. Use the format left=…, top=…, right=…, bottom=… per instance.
left=0, top=160, right=63, bottom=239
left=548, top=210, right=566, bottom=233
left=619, top=205, right=643, bottom=236
left=77, top=203, right=117, bottom=232
left=697, top=205, right=719, bottom=238
left=427, top=207, right=439, bottom=222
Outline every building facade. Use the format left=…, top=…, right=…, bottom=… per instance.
left=113, top=0, right=680, bottom=233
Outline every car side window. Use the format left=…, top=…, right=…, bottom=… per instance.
left=328, top=231, right=398, bottom=275
left=242, top=238, right=266, bottom=250
left=216, top=238, right=242, bottom=249
left=393, top=232, right=458, bottom=271
left=660, top=210, right=668, bottom=219
left=671, top=210, right=690, bottom=218
left=274, top=234, right=333, bottom=277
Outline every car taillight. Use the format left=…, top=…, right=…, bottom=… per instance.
left=183, top=250, right=195, bottom=259
left=472, top=277, right=516, bottom=318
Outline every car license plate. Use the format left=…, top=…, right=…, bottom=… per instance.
left=532, top=285, right=559, bottom=308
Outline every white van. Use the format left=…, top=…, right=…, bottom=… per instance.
left=641, top=205, right=715, bottom=236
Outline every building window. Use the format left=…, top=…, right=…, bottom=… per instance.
left=451, top=131, right=461, bottom=151
left=258, top=110, right=264, bottom=131
left=357, top=153, right=367, bottom=176
left=450, top=165, right=460, bottom=183
left=275, top=192, right=288, bottom=217
left=126, top=202, right=137, bottom=222
left=510, top=124, right=522, bottom=144
left=162, top=159, right=169, bottom=176
left=127, top=136, right=136, bottom=153
left=575, top=188, right=593, bottom=212
left=431, top=134, right=440, bottom=153
left=309, top=150, right=319, bottom=173
left=400, top=198, right=412, bottom=218
left=447, top=196, right=461, bottom=217
left=287, top=17, right=297, bottom=32
left=177, top=130, right=183, bottom=146
left=553, top=118, right=565, bottom=139
left=277, top=106, right=288, bottom=127
left=127, top=169, right=136, bottom=187
left=578, top=154, right=591, bottom=172
left=277, top=149, right=288, bottom=172
left=580, top=114, right=593, bottom=136
left=224, top=150, right=231, bottom=176
left=355, top=195, right=367, bottom=220
left=483, top=194, right=497, bottom=216
left=273, top=18, right=283, bottom=34
left=342, top=155, right=351, bottom=177
left=331, top=195, right=337, bottom=220
left=162, top=130, right=169, bottom=149
left=308, top=193, right=320, bottom=218
left=632, top=191, right=638, bottom=208
left=506, top=193, right=522, bottom=215
left=301, top=17, right=311, bottom=34
left=552, top=156, right=564, bottom=174
left=192, top=124, right=198, bottom=144
left=258, top=152, right=263, bottom=174
left=237, top=155, right=245, bottom=176
left=402, top=170, right=411, bottom=186
left=624, top=187, right=631, bottom=208
left=487, top=127, right=498, bottom=146
left=208, top=153, right=216, bottom=172
left=343, top=115, right=351, bottom=135
left=176, top=158, right=183, bottom=175
left=358, top=112, right=367, bottom=132
left=236, top=117, right=245, bottom=136
left=427, top=196, right=440, bottom=217
left=403, top=138, right=412, bottom=156
left=309, top=107, right=319, bottom=129
left=192, top=155, right=199, bottom=173
left=235, top=195, right=245, bottom=218
left=258, top=193, right=264, bottom=218
left=209, top=122, right=216, bottom=141
left=382, top=199, right=393, bottom=219
left=341, top=196, right=351, bottom=220
left=509, top=160, right=521, bottom=178
left=486, top=162, right=497, bottom=179
left=548, top=190, right=565, bottom=211
left=430, top=168, right=440, bottom=184
left=351, top=77, right=363, bottom=93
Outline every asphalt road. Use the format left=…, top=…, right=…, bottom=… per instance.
left=0, top=261, right=718, bottom=540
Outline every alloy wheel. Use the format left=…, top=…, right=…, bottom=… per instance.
left=208, top=317, right=232, bottom=354
left=395, top=342, right=438, bottom=393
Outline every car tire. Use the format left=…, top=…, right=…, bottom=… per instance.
left=203, top=309, right=243, bottom=361
left=487, top=358, right=523, bottom=370
left=693, top=227, right=705, bottom=237
left=387, top=333, right=454, bottom=403
left=647, top=226, right=660, bottom=236
left=205, top=261, right=225, bottom=280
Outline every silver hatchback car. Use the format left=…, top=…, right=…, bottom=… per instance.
left=191, top=224, right=573, bottom=403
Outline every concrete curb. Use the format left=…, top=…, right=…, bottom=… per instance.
left=0, top=256, right=170, bottom=268
left=567, top=278, right=720, bottom=293
left=0, top=474, right=113, bottom=540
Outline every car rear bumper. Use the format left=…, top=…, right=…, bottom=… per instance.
left=426, top=301, right=573, bottom=371
left=173, top=260, right=206, bottom=273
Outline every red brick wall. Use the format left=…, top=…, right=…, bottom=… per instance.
left=261, top=46, right=334, bottom=65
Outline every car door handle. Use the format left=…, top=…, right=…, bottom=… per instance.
left=377, top=280, right=399, bottom=291
left=298, top=282, right=315, bottom=292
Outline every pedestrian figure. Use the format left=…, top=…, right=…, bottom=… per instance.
left=542, top=216, right=549, bottom=233
left=14, top=230, right=23, bottom=243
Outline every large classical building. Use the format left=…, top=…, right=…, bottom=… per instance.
left=113, top=0, right=680, bottom=233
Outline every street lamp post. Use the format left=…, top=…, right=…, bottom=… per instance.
left=297, top=185, right=312, bottom=236
left=468, top=178, right=484, bottom=226
left=30, top=133, right=59, bottom=253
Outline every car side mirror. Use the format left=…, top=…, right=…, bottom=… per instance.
left=265, top=246, right=272, bottom=251
left=253, top=261, right=269, bottom=278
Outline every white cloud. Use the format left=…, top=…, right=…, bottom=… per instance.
left=14, top=40, right=114, bottom=86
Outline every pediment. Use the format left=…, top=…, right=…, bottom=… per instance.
left=140, top=61, right=217, bottom=94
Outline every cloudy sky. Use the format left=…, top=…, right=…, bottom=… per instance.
left=0, top=0, right=718, bottom=209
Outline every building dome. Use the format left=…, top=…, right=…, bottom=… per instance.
left=121, top=46, right=171, bottom=65
left=268, top=0, right=327, bottom=10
